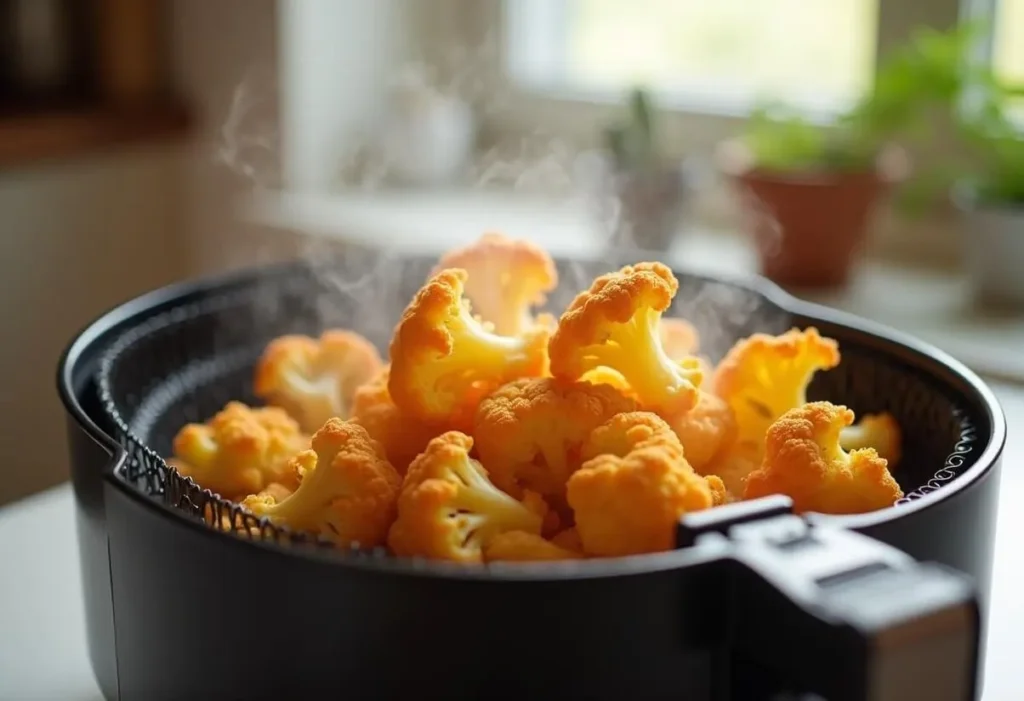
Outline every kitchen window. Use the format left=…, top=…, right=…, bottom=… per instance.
left=463, top=0, right=1013, bottom=150
left=991, top=0, right=1024, bottom=83
left=504, top=0, right=881, bottom=117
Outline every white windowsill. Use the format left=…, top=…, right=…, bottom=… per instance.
left=243, top=187, right=1024, bottom=384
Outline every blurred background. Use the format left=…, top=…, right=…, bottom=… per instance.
left=3, top=0, right=1023, bottom=505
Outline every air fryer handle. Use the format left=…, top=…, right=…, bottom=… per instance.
left=678, top=497, right=981, bottom=701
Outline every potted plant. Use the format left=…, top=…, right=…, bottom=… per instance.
left=593, top=87, right=693, bottom=252
left=719, top=26, right=975, bottom=289
left=948, top=82, right=1024, bottom=308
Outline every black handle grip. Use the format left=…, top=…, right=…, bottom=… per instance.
left=678, top=497, right=981, bottom=701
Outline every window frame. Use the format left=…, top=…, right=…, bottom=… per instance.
left=421, top=0, right=967, bottom=156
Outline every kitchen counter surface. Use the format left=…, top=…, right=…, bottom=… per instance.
left=1, top=380, right=1022, bottom=700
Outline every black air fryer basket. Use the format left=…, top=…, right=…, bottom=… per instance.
left=58, top=251, right=1006, bottom=701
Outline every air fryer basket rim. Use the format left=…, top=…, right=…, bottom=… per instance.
left=57, top=255, right=1007, bottom=579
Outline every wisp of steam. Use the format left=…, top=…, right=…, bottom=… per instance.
left=212, top=38, right=781, bottom=362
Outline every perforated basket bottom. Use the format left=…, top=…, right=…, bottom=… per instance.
left=97, top=258, right=981, bottom=558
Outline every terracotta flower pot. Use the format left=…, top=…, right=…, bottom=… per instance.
left=718, top=140, right=903, bottom=290
left=735, top=168, right=886, bottom=288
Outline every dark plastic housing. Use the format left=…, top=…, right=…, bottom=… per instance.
left=57, top=255, right=1005, bottom=701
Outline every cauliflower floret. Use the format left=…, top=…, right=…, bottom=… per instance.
left=662, top=391, right=738, bottom=472
left=252, top=481, right=295, bottom=503
left=711, top=327, right=840, bottom=461
left=169, top=401, right=309, bottom=500
left=254, top=330, right=383, bottom=434
left=549, top=262, right=703, bottom=414
left=388, top=269, right=551, bottom=429
left=580, top=409, right=729, bottom=503
left=579, top=410, right=684, bottom=463
left=432, top=232, right=558, bottom=336
left=841, top=412, right=902, bottom=467
left=484, top=531, right=583, bottom=562
left=349, top=366, right=446, bottom=475
left=702, top=446, right=761, bottom=500
left=388, top=431, right=547, bottom=563
left=744, top=402, right=904, bottom=514
left=705, top=475, right=730, bottom=506
left=473, top=377, right=636, bottom=505
left=568, top=412, right=714, bottom=557
left=659, top=317, right=700, bottom=360
left=579, top=366, right=633, bottom=395
left=240, top=418, right=401, bottom=548
left=551, top=527, right=583, bottom=552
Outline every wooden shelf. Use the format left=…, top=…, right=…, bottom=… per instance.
left=0, top=102, right=191, bottom=170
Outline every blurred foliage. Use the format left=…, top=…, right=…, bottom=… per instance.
left=742, top=21, right=1024, bottom=205
left=604, top=86, right=659, bottom=170
left=952, top=81, right=1024, bottom=205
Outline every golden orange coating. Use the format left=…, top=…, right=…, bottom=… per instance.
left=567, top=412, right=714, bottom=557
left=240, top=419, right=401, bottom=548
left=551, top=527, right=584, bottom=553
left=387, top=432, right=548, bottom=563
left=432, top=232, right=558, bottom=336
left=549, top=262, right=703, bottom=415
left=473, top=377, right=636, bottom=503
left=349, top=366, right=446, bottom=475
left=744, top=402, right=903, bottom=514
left=170, top=401, right=309, bottom=500
left=705, top=475, right=730, bottom=506
left=662, top=391, right=738, bottom=472
left=840, top=412, right=902, bottom=467
left=579, top=411, right=684, bottom=463
left=484, top=531, right=583, bottom=562
left=659, top=317, right=700, bottom=360
left=579, top=366, right=633, bottom=395
left=388, top=268, right=551, bottom=430
left=702, top=445, right=761, bottom=500
left=711, top=327, right=840, bottom=461
left=254, top=330, right=383, bottom=434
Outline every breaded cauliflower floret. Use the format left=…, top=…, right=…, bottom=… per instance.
left=744, top=402, right=903, bottom=514
left=549, top=262, right=703, bottom=414
left=551, top=527, right=583, bottom=552
left=711, top=327, right=840, bottom=460
left=703, top=446, right=761, bottom=500
left=388, top=432, right=547, bottom=563
left=254, top=330, right=383, bottom=434
left=484, top=531, right=582, bottom=563
left=662, top=391, right=738, bottom=472
left=841, top=412, right=902, bottom=467
left=705, top=475, right=730, bottom=506
left=240, top=419, right=401, bottom=548
left=568, top=412, right=714, bottom=557
left=432, top=232, right=558, bottom=336
left=388, top=269, right=551, bottom=429
left=659, top=317, right=700, bottom=360
left=579, top=411, right=684, bottom=463
left=170, top=401, right=309, bottom=500
left=349, top=366, right=445, bottom=475
left=473, top=377, right=636, bottom=503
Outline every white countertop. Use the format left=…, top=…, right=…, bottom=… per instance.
left=0, top=382, right=1022, bottom=700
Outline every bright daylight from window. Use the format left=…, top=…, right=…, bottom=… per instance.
left=993, top=0, right=1024, bottom=84
left=507, top=0, right=879, bottom=114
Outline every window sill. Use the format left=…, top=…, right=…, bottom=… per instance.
left=243, top=187, right=1024, bottom=383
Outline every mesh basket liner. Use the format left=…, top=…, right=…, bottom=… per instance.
left=96, top=258, right=980, bottom=558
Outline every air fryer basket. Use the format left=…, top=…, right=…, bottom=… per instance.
left=61, top=252, right=1005, bottom=701
left=100, top=253, right=980, bottom=541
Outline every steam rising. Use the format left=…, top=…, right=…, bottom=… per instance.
left=212, top=42, right=781, bottom=358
